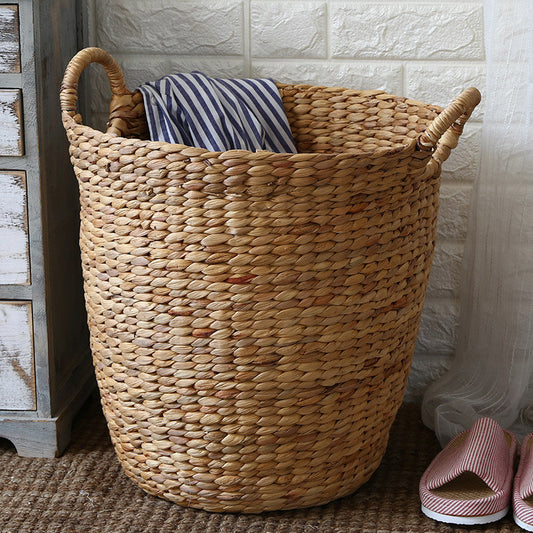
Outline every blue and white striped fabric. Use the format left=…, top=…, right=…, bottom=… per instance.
left=138, top=72, right=297, bottom=153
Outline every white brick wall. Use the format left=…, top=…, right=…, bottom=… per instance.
left=84, top=0, right=486, bottom=402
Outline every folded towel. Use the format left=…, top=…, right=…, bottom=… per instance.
left=138, top=72, right=297, bottom=153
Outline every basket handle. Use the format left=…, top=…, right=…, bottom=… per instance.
left=60, top=47, right=131, bottom=122
left=417, top=87, right=481, bottom=166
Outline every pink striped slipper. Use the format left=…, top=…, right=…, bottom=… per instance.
left=513, top=433, right=533, bottom=530
left=420, top=418, right=517, bottom=525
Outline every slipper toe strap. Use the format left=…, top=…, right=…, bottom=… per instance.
left=426, top=418, right=514, bottom=493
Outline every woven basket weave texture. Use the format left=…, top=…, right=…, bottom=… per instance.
left=60, top=48, right=480, bottom=513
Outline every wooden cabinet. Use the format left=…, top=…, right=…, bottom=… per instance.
left=0, top=0, right=94, bottom=457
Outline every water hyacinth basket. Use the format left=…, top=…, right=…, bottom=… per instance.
left=60, top=47, right=480, bottom=513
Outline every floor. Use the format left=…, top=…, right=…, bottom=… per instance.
left=0, top=395, right=523, bottom=533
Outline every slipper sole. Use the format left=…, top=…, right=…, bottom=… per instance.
left=514, top=514, right=533, bottom=532
left=421, top=504, right=509, bottom=525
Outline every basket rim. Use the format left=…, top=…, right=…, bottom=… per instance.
left=63, top=112, right=424, bottom=163
left=61, top=48, right=481, bottom=171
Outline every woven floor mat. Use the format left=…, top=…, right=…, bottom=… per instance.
left=0, top=396, right=521, bottom=533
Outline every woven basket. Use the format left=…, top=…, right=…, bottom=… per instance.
left=60, top=47, right=480, bottom=513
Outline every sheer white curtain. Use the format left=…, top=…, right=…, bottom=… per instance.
left=421, top=0, right=533, bottom=445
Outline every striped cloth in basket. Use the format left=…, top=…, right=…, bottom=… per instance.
left=138, top=72, right=297, bottom=153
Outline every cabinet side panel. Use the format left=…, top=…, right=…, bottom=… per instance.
left=34, top=0, right=91, bottom=414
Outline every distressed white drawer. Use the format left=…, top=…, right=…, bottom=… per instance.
left=0, top=171, right=30, bottom=284
left=0, top=301, right=35, bottom=410
left=0, top=89, right=24, bottom=156
left=0, top=5, right=20, bottom=73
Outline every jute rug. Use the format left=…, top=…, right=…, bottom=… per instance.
left=0, top=395, right=521, bottom=533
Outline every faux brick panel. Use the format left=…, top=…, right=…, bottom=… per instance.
left=416, top=298, right=460, bottom=356
left=95, top=0, right=244, bottom=55
left=441, top=124, right=482, bottom=182
left=436, top=183, right=473, bottom=241
left=252, top=61, right=403, bottom=94
left=251, top=1, right=327, bottom=58
left=426, top=242, right=465, bottom=298
left=406, top=63, right=486, bottom=119
left=166, top=57, right=246, bottom=79
left=331, top=3, right=484, bottom=60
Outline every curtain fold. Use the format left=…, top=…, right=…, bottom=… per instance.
left=421, top=0, right=533, bottom=446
